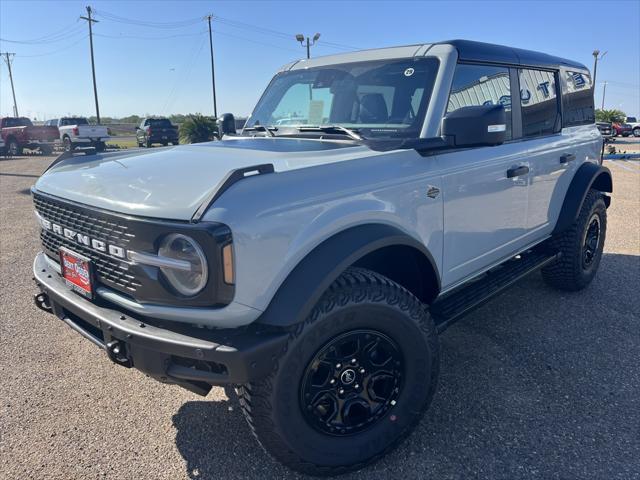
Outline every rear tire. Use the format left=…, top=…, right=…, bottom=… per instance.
left=94, top=142, right=105, bottom=152
left=8, top=138, right=22, bottom=156
left=40, top=145, right=53, bottom=155
left=63, top=137, right=74, bottom=152
left=237, top=267, right=439, bottom=476
left=634, top=128, right=640, bottom=137
left=145, top=138, right=152, bottom=148
left=542, top=189, right=607, bottom=291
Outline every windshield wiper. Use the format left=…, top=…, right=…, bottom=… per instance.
left=297, top=125, right=364, bottom=142
left=243, top=125, right=277, bottom=137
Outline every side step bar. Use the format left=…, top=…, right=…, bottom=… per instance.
left=431, top=251, right=560, bottom=333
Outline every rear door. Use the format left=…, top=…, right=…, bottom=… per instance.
left=439, top=63, right=531, bottom=287
left=520, top=68, right=592, bottom=235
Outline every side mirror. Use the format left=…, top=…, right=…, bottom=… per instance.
left=442, top=105, right=507, bottom=147
left=218, top=113, right=236, bottom=137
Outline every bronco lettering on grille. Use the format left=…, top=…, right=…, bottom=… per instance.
left=36, top=213, right=128, bottom=259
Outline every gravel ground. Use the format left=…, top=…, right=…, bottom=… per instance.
left=1, top=154, right=638, bottom=479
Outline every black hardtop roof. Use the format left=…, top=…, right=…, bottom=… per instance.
left=439, top=39, right=588, bottom=71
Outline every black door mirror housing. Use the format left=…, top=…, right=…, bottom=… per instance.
left=442, top=105, right=507, bottom=147
left=218, top=113, right=236, bottom=137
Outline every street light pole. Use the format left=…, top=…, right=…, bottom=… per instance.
left=205, top=14, right=217, bottom=118
left=296, top=33, right=321, bottom=59
left=601, top=81, right=607, bottom=110
left=592, top=49, right=607, bottom=86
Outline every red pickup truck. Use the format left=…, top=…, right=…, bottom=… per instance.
left=0, top=117, right=59, bottom=155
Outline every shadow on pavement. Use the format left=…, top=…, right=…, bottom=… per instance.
left=172, top=253, right=639, bottom=479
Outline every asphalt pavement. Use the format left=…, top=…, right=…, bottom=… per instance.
left=0, top=153, right=638, bottom=479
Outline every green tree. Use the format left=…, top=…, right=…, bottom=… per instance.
left=595, top=109, right=626, bottom=123
left=179, top=114, right=218, bottom=144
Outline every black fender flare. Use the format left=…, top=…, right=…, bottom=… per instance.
left=256, top=224, right=440, bottom=328
left=553, top=162, right=612, bottom=235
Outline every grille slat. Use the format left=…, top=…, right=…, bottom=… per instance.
left=34, top=193, right=141, bottom=293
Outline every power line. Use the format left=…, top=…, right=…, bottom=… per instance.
left=93, top=9, right=201, bottom=29
left=94, top=30, right=207, bottom=40
left=18, top=35, right=88, bottom=58
left=0, top=23, right=85, bottom=44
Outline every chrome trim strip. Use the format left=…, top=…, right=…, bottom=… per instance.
left=128, top=251, right=191, bottom=271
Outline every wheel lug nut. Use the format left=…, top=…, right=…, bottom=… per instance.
left=391, top=400, right=397, bottom=406
left=354, top=383, right=359, bottom=389
left=359, top=368, right=365, bottom=374
left=330, top=378, right=336, bottom=385
left=351, top=358, right=357, bottom=364
left=335, top=363, right=342, bottom=369
left=338, top=388, right=345, bottom=395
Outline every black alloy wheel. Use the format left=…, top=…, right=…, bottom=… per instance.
left=300, top=329, right=403, bottom=436
left=582, top=213, right=601, bottom=269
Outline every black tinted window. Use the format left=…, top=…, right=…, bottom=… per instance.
left=447, top=64, right=512, bottom=140
left=519, top=69, right=560, bottom=137
left=60, top=118, right=88, bottom=126
left=562, top=71, right=594, bottom=127
left=148, top=119, right=172, bottom=127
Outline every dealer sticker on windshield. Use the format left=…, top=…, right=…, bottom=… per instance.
left=59, top=247, right=94, bottom=298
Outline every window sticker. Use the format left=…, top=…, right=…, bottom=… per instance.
left=404, top=67, right=415, bottom=77
left=308, top=100, right=324, bottom=125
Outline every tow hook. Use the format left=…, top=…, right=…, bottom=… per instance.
left=106, top=340, right=133, bottom=368
left=34, top=292, right=52, bottom=312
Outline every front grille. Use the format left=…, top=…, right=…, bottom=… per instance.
left=34, top=193, right=142, bottom=293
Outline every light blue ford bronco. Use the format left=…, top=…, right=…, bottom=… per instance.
left=33, top=40, right=611, bottom=475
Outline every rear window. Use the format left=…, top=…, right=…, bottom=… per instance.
left=3, top=117, right=33, bottom=127
left=60, top=118, right=89, bottom=126
left=561, top=71, right=594, bottom=127
left=148, top=119, right=172, bottom=127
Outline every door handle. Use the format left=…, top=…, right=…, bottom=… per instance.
left=507, top=165, right=530, bottom=178
left=560, top=153, right=576, bottom=164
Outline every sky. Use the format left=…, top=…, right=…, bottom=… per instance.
left=1, top=0, right=639, bottom=120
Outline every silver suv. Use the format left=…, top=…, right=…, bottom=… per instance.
left=32, top=40, right=612, bottom=475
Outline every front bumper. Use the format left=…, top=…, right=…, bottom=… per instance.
left=33, top=252, right=288, bottom=395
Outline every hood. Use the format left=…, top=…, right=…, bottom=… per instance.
left=35, top=137, right=371, bottom=220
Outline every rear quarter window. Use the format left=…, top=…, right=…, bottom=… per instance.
left=519, top=69, right=560, bottom=137
left=561, top=70, right=595, bottom=127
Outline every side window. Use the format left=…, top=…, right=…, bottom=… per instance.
left=447, top=64, right=512, bottom=140
left=562, top=70, right=594, bottom=127
left=519, top=69, right=560, bottom=137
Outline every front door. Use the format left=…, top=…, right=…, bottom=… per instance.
left=438, top=63, right=531, bottom=287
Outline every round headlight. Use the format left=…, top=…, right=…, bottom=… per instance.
left=158, top=234, right=208, bottom=296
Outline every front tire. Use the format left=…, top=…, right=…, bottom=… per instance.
left=63, top=137, right=74, bottom=152
left=633, top=128, right=640, bottom=137
left=238, top=268, right=439, bottom=476
left=542, top=189, right=607, bottom=291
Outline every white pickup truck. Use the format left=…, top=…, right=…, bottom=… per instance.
left=625, top=117, right=640, bottom=137
left=44, top=117, right=110, bottom=152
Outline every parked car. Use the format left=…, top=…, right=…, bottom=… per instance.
left=0, top=136, right=5, bottom=156
left=45, top=117, right=110, bottom=152
left=624, top=117, right=640, bottom=137
left=32, top=40, right=610, bottom=475
left=611, top=122, right=633, bottom=137
left=596, top=121, right=614, bottom=140
left=0, top=117, right=58, bottom=155
left=135, top=118, right=179, bottom=147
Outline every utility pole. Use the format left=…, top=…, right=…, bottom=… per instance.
left=601, top=81, right=607, bottom=110
left=1, top=53, right=18, bottom=116
left=295, top=33, right=321, bottom=59
left=592, top=50, right=607, bottom=86
left=80, top=6, right=100, bottom=123
left=205, top=14, right=217, bottom=118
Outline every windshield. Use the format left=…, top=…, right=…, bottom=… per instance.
left=247, top=57, right=439, bottom=139
left=60, top=118, right=88, bottom=126
left=148, top=119, right=172, bottom=127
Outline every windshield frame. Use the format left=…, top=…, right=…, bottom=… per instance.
left=245, top=56, right=440, bottom=141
